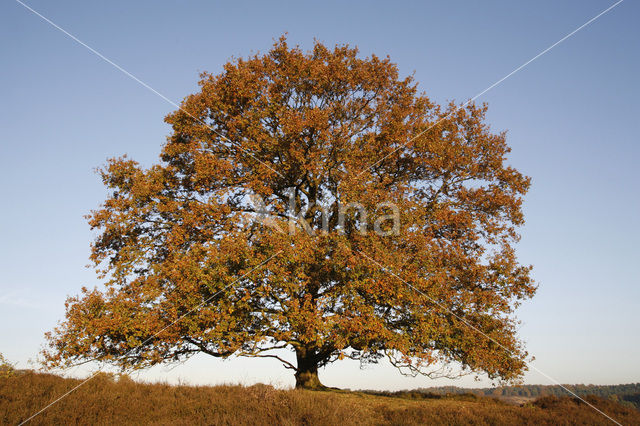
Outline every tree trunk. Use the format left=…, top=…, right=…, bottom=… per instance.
left=294, top=347, right=324, bottom=389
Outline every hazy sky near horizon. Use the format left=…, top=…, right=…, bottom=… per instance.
left=1, top=0, right=638, bottom=390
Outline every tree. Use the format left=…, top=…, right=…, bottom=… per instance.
left=43, top=37, right=535, bottom=389
left=0, top=353, right=16, bottom=378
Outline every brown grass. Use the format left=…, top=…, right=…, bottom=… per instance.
left=1, top=371, right=639, bottom=425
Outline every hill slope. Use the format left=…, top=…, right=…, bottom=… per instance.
left=1, top=372, right=639, bottom=425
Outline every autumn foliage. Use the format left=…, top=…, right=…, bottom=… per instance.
left=44, top=37, right=535, bottom=389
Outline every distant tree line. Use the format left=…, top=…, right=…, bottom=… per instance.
left=417, top=384, right=640, bottom=410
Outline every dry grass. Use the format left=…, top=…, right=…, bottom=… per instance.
left=1, top=371, right=639, bottom=425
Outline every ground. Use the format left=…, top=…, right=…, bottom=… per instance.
left=1, top=371, right=639, bottom=425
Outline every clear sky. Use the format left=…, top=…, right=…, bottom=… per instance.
left=1, top=0, right=638, bottom=391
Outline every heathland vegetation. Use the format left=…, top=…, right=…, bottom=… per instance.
left=2, top=370, right=640, bottom=425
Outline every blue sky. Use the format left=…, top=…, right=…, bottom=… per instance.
left=0, top=0, right=638, bottom=390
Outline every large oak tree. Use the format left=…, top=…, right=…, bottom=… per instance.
left=44, top=37, right=535, bottom=389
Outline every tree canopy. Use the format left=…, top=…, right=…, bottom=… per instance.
left=43, top=37, right=535, bottom=389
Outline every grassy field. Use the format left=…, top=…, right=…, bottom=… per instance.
left=1, top=371, right=639, bottom=425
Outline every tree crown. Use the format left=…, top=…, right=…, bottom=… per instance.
left=44, top=37, right=535, bottom=388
